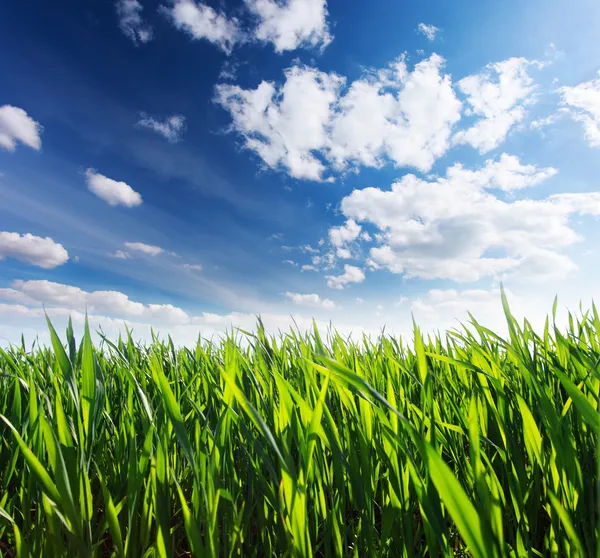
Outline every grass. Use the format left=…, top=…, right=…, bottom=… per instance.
left=0, top=291, right=599, bottom=557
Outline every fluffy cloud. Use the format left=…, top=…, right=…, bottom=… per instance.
left=334, top=154, right=598, bottom=282
left=0, top=231, right=69, bottom=268
left=285, top=291, right=335, bottom=308
left=2, top=280, right=189, bottom=325
left=326, top=264, right=365, bottom=289
left=137, top=114, right=186, bottom=142
left=454, top=57, right=540, bottom=152
left=116, top=0, right=153, bottom=44
left=0, top=105, right=42, bottom=152
left=559, top=74, right=600, bottom=147
left=329, top=219, right=360, bottom=245
left=216, top=54, right=461, bottom=180
left=112, top=250, right=132, bottom=259
left=417, top=23, right=439, bottom=41
left=85, top=169, right=143, bottom=207
left=215, top=66, right=343, bottom=180
left=246, top=0, right=332, bottom=52
left=123, top=242, right=164, bottom=256
left=328, top=219, right=361, bottom=258
left=165, top=0, right=241, bottom=54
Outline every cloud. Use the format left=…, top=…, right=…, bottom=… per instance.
left=164, top=0, right=241, bottom=54
left=245, top=0, right=332, bottom=52
left=216, top=66, right=343, bottom=180
left=559, top=74, right=600, bottom=147
left=530, top=113, right=561, bottom=131
left=0, top=105, right=42, bottom=152
left=326, top=264, right=365, bottom=289
left=137, top=114, right=186, bottom=142
left=0, top=231, right=69, bottom=268
left=417, top=23, right=439, bottom=41
left=411, top=288, right=515, bottom=330
left=124, top=241, right=164, bottom=256
left=111, top=250, right=132, bottom=259
left=333, top=154, right=599, bottom=283
left=116, top=0, right=153, bottom=44
left=329, top=218, right=361, bottom=247
left=285, top=291, right=335, bottom=308
left=454, top=57, right=540, bottom=152
left=216, top=54, right=461, bottom=180
left=85, top=169, right=143, bottom=207
left=2, top=280, right=189, bottom=325
left=182, top=263, right=202, bottom=270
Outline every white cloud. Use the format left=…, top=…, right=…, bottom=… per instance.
left=215, top=54, right=461, bottom=180
left=417, top=23, right=439, bottom=41
left=112, top=250, right=132, bottom=259
left=85, top=169, right=143, bottom=207
left=335, top=154, right=598, bottom=283
left=411, top=288, right=515, bottom=330
left=3, top=280, right=190, bottom=325
left=531, top=113, right=561, bottom=130
left=285, top=292, right=335, bottom=308
left=0, top=288, right=39, bottom=306
left=216, top=66, right=343, bottom=180
left=246, top=0, right=332, bottom=52
left=124, top=242, right=164, bottom=256
left=454, top=57, right=540, bottom=152
left=336, top=247, right=352, bottom=259
left=182, top=263, right=203, bottom=270
left=165, top=0, right=241, bottom=54
left=326, top=264, right=365, bottom=289
left=559, top=74, right=600, bottom=147
left=329, top=218, right=361, bottom=247
left=0, top=231, right=69, bottom=268
left=116, top=0, right=153, bottom=44
left=0, top=105, right=42, bottom=152
left=137, top=114, right=186, bottom=142
left=301, top=264, right=317, bottom=271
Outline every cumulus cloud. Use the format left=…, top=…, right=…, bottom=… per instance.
left=326, top=264, right=365, bottom=289
left=1, top=280, right=190, bottom=325
left=417, top=23, right=439, bottom=41
left=216, top=54, right=461, bottom=180
left=454, top=57, right=540, bottom=152
left=559, top=74, right=600, bottom=147
left=0, top=105, right=42, bottom=152
left=123, top=242, right=164, bottom=256
left=216, top=66, right=343, bottom=180
left=164, top=0, right=241, bottom=54
left=329, top=218, right=361, bottom=247
left=285, top=291, right=335, bottom=308
left=0, top=231, right=69, bottom=268
left=116, top=0, right=153, bottom=44
left=85, top=169, right=143, bottom=207
left=246, top=0, right=332, bottom=52
left=333, top=154, right=598, bottom=283
left=137, top=114, right=186, bottom=142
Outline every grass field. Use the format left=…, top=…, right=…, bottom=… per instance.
left=0, top=292, right=599, bottom=557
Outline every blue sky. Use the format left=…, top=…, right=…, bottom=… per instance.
left=1, top=0, right=600, bottom=344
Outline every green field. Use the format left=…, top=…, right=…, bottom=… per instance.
left=0, top=292, right=598, bottom=557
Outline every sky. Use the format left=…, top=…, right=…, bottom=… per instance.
left=1, top=0, right=600, bottom=346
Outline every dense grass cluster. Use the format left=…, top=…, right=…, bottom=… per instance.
left=1, top=293, right=599, bottom=557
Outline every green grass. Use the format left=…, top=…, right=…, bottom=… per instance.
left=1, top=291, right=599, bottom=557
